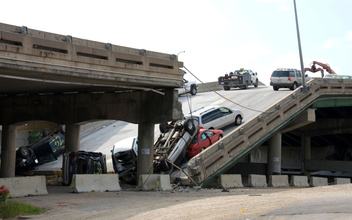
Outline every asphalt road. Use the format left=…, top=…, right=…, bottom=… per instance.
left=13, top=183, right=352, bottom=220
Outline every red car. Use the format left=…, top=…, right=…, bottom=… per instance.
left=187, top=129, right=224, bottom=158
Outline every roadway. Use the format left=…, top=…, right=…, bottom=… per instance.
left=37, top=85, right=292, bottom=172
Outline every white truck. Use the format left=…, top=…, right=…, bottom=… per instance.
left=176, top=79, right=198, bottom=95
left=218, top=68, right=259, bottom=90
left=111, top=118, right=199, bottom=184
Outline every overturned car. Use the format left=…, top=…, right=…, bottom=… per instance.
left=111, top=118, right=199, bottom=184
left=16, top=130, right=65, bottom=171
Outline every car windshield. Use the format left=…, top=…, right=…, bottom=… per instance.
left=234, top=70, right=248, bottom=74
left=191, top=136, right=198, bottom=143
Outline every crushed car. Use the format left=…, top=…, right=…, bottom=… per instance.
left=111, top=118, right=199, bottom=184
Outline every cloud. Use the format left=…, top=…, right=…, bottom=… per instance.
left=323, top=31, right=352, bottom=49
left=256, top=0, right=291, bottom=11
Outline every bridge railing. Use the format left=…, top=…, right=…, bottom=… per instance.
left=187, top=78, right=352, bottom=185
left=0, top=23, right=183, bottom=89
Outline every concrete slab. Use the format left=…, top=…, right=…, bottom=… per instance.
left=0, top=176, right=48, bottom=198
left=248, top=174, right=267, bottom=187
left=220, top=174, right=243, bottom=188
left=334, top=178, right=351, bottom=185
left=269, top=175, right=289, bottom=187
left=137, top=174, right=172, bottom=191
left=290, top=175, right=309, bottom=187
left=310, top=176, right=328, bottom=187
left=72, top=174, right=121, bottom=193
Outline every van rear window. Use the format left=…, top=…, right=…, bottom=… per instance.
left=271, top=71, right=291, bottom=77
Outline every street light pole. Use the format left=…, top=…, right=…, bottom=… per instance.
left=176, top=51, right=185, bottom=60
left=293, top=0, right=307, bottom=92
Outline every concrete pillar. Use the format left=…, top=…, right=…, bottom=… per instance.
left=267, top=133, right=282, bottom=177
left=137, top=123, right=154, bottom=181
left=65, top=124, right=80, bottom=152
left=0, top=124, right=17, bottom=178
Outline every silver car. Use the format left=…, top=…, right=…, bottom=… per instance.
left=185, top=105, right=243, bottom=129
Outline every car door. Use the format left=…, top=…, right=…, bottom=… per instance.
left=218, top=107, right=233, bottom=128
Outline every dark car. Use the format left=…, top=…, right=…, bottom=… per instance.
left=62, top=151, right=107, bottom=186
left=16, top=131, right=65, bottom=170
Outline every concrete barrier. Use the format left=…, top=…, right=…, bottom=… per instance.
left=0, top=176, right=47, bottom=198
left=137, top=174, right=172, bottom=191
left=220, top=174, right=243, bottom=188
left=248, top=174, right=267, bottom=187
left=269, top=175, right=289, bottom=187
left=290, top=175, right=309, bottom=187
left=310, top=176, right=328, bottom=187
left=72, top=174, right=121, bottom=193
left=334, top=178, right=351, bottom=185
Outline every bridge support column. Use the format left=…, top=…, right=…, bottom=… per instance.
left=0, top=124, right=17, bottom=178
left=137, top=123, right=154, bottom=181
left=267, top=133, right=282, bottom=177
left=65, top=124, right=81, bottom=152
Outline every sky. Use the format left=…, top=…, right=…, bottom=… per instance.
left=1, top=0, right=352, bottom=85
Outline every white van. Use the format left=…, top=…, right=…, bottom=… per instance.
left=185, top=105, right=243, bottom=129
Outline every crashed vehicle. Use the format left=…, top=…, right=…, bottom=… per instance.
left=153, top=118, right=199, bottom=173
left=111, top=136, right=139, bottom=184
left=16, top=130, right=65, bottom=170
left=111, top=118, right=199, bottom=184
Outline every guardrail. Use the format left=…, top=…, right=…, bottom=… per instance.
left=0, top=23, right=183, bottom=89
left=187, top=78, right=352, bottom=186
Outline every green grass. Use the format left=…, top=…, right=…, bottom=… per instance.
left=0, top=200, right=46, bottom=219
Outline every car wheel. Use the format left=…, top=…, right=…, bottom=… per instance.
left=159, top=122, right=169, bottom=133
left=273, top=86, right=279, bottom=91
left=200, top=147, right=206, bottom=152
left=18, top=146, right=30, bottom=158
left=235, top=115, right=242, bottom=126
left=218, top=135, right=223, bottom=140
left=290, top=82, right=297, bottom=90
left=183, top=119, right=196, bottom=135
left=190, top=86, right=197, bottom=95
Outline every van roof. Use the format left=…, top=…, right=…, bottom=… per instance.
left=188, top=105, right=219, bottom=116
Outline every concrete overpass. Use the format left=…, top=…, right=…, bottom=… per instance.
left=187, top=78, right=352, bottom=186
left=0, top=23, right=184, bottom=178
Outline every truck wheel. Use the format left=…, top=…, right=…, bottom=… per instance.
left=18, top=146, right=30, bottom=158
left=159, top=158, right=173, bottom=173
left=290, top=82, right=298, bottom=90
left=159, top=122, right=169, bottom=133
left=190, top=86, right=197, bottom=95
left=122, top=172, right=136, bottom=184
left=183, top=119, right=196, bottom=135
left=235, top=115, right=242, bottom=126
left=244, top=82, right=249, bottom=89
left=223, top=86, right=230, bottom=91
left=254, top=79, right=258, bottom=87
left=273, top=86, right=279, bottom=91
